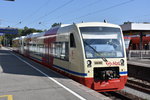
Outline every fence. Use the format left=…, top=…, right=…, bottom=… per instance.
left=128, top=50, right=150, bottom=59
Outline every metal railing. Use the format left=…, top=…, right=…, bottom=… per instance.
left=128, top=50, right=150, bottom=59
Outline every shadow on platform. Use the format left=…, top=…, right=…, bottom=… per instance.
left=0, top=49, right=67, bottom=79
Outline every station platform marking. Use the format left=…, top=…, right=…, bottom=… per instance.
left=0, top=95, right=13, bottom=100
left=10, top=51, right=86, bottom=100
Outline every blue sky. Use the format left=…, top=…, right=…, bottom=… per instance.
left=0, top=0, right=149, bottom=30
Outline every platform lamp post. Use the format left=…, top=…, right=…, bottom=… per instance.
left=139, top=32, right=146, bottom=59
left=140, top=32, right=143, bottom=50
left=139, top=32, right=143, bottom=59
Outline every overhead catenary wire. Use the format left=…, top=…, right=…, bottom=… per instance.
left=125, top=13, right=150, bottom=22
left=12, top=0, right=51, bottom=28
left=0, top=19, right=20, bottom=28
left=23, top=0, right=51, bottom=22
left=67, top=0, right=135, bottom=22
left=42, top=0, right=103, bottom=22
left=39, top=22, right=49, bottom=28
left=8, top=0, right=139, bottom=30
left=29, top=0, right=74, bottom=27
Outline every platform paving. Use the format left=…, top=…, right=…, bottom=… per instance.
left=0, top=47, right=110, bottom=100
left=128, top=59, right=150, bottom=68
left=127, top=59, right=150, bottom=82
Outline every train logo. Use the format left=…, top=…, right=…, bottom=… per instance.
left=106, top=61, right=121, bottom=66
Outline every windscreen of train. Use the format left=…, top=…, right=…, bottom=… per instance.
left=80, top=27, right=124, bottom=58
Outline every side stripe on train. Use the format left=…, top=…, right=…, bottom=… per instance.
left=120, top=71, right=128, bottom=74
left=53, top=65, right=88, bottom=76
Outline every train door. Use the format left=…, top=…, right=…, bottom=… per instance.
left=48, top=38, right=54, bottom=66
left=69, top=33, right=79, bottom=71
left=44, top=36, right=56, bottom=67
left=44, top=39, right=50, bottom=66
left=46, top=39, right=52, bottom=65
left=43, top=36, right=48, bottom=65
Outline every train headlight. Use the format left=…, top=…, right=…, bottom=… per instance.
left=87, top=60, right=92, bottom=67
left=120, top=59, right=124, bottom=66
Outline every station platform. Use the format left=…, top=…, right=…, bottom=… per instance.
left=127, top=59, right=150, bottom=82
left=128, top=59, right=150, bottom=68
left=0, top=47, right=110, bottom=100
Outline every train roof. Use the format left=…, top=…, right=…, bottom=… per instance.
left=31, top=32, right=45, bottom=38
left=13, top=37, right=20, bottom=40
left=13, top=22, right=121, bottom=40
left=55, top=22, right=121, bottom=29
left=25, top=32, right=40, bottom=38
left=20, top=36, right=25, bottom=39
left=74, top=22, right=121, bottom=28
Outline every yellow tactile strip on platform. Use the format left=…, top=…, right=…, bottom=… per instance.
left=0, top=95, right=13, bottom=100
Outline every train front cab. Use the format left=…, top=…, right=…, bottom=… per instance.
left=73, top=23, right=128, bottom=92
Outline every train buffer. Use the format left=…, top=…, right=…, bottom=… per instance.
left=0, top=47, right=111, bottom=100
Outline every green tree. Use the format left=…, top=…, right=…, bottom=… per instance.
left=4, top=27, right=43, bottom=46
left=0, top=36, right=3, bottom=44
left=20, top=26, right=43, bottom=36
left=51, top=23, right=61, bottom=27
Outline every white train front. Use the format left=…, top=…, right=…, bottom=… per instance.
left=12, top=22, right=128, bottom=92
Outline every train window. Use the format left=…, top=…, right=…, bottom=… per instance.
left=51, top=43, right=55, bottom=56
left=56, top=43, right=61, bottom=58
left=51, top=42, right=69, bottom=61
left=80, top=27, right=124, bottom=58
left=37, top=44, right=44, bottom=57
left=61, top=43, right=66, bottom=59
left=132, top=44, right=136, bottom=50
left=61, top=42, right=69, bottom=60
left=70, top=33, right=76, bottom=48
left=145, top=44, right=149, bottom=50
left=65, top=43, right=69, bottom=60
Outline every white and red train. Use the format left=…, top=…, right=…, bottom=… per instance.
left=12, top=22, right=128, bottom=92
left=124, top=35, right=150, bottom=50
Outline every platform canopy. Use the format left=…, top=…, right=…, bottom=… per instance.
left=120, top=22, right=150, bottom=35
left=0, top=28, right=18, bottom=35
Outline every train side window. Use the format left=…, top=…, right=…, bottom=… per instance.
left=65, top=42, right=69, bottom=60
left=132, top=44, right=136, bottom=50
left=61, top=42, right=69, bottom=61
left=70, top=33, right=76, bottom=48
left=51, top=42, right=69, bottom=61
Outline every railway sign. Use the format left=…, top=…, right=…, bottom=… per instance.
left=0, top=33, right=4, bottom=36
left=0, top=28, right=18, bottom=34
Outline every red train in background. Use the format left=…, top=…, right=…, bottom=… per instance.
left=124, top=34, right=150, bottom=50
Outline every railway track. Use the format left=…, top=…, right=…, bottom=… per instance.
left=101, top=91, right=132, bottom=100
left=126, top=78, right=150, bottom=94
left=101, top=77, right=150, bottom=100
left=101, top=90, right=144, bottom=100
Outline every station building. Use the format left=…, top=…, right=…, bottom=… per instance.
left=120, top=22, right=150, bottom=50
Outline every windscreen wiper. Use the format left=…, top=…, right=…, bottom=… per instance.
left=83, top=41, right=108, bottom=62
